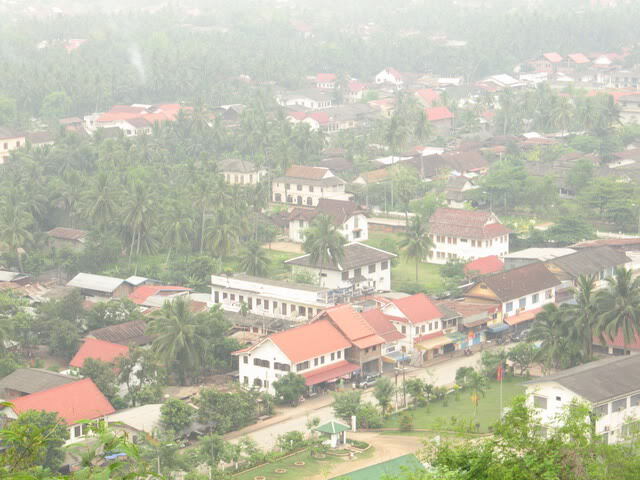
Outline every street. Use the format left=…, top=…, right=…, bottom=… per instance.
left=225, top=345, right=511, bottom=450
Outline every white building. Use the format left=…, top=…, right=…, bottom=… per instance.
left=464, top=261, right=561, bottom=328
left=525, top=355, right=640, bottom=444
left=0, top=127, right=25, bottom=164
left=272, top=165, right=350, bottom=207
left=427, top=208, right=511, bottom=264
left=233, top=319, right=358, bottom=394
left=285, top=242, right=396, bottom=292
left=210, top=273, right=332, bottom=322
left=219, top=158, right=267, bottom=186
left=276, top=89, right=333, bottom=110
left=287, top=199, right=368, bottom=243
left=375, top=68, right=404, bottom=87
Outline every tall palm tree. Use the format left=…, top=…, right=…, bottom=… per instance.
left=122, top=181, right=155, bottom=260
left=238, top=241, right=270, bottom=277
left=567, top=275, right=599, bottom=361
left=0, top=204, right=33, bottom=252
left=399, top=215, right=433, bottom=282
left=206, top=209, right=240, bottom=258
left=529, top=303, right=578, bottom=371
left=302, top=214, right=346, bottom=281
left=162, top=202, right=193, bottom=263
left=147, top=297, right=206, bottom=385
left=596, top=267, right=640, bottom=354
left=82, top=171, right=118, bottom=231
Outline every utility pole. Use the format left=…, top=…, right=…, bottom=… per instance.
left=402, top=361, right=407, bottom=408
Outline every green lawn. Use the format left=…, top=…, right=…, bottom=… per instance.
left=383, top=377, right=525, bottom=433
left=232, top=450, right=343, bottom=480
left=365, top=232, right=444, bottom=293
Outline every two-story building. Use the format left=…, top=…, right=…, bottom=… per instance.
left=285, top=242, right=396, bottom=292
left=378, top=293, right=450, bottom=363
left=233, top=320, right=358, bottom=395
left=360, top=308, right=407, bottom=365
left=1, top=378, right=115, bottom=445
left=219, top=158, right=266, bottom=186
left=276, top=89, right=333, bottom=110
left=0, top=127, right=25, bottom=164
left=210, top=273, right=333, bottom=324
left=314, top=305, right=385, bottom=376
left=543, top=246, right=630, bottom=303
left=525, top=355, right=640, bottom=444
left=375, top=68, right=404, bottom=88
left=427, top=208, right=510, bottom=264
left=316, top=73, right=337, bottom=89
left=287, top=199, right=368, bottom=243
left=463, top=262, right=561, bottom=332
left=272, top=165, right=350, bottom=207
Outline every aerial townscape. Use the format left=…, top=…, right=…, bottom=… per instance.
left=5, top=0, right=640, bottom=478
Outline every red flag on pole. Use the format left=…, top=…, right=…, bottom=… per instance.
left=496, top=364, right=504, bottom=382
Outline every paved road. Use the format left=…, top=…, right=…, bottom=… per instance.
left=226, top=345, right=512, bottom=450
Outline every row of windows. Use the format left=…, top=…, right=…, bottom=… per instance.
left=244, top=357, right=292, bottom=372
left=505, top=290, right=553, bottom=313
left=535, top=393, right=640, bottom=414
left=415, top=321, right=440, bottom=335
left=431, top=235, right=508, bottom=247
left=224, top=173, right=257, bottom=184
left=219, top=292, right=319, bottom=318
left=2, top=140, right=20, bottom=150
left=340, top=262, right=388, bottom=281
left=296, top=350, right=342, bottom=372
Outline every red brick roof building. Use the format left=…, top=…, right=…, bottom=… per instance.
left=69, top=338, right=129, bottom=369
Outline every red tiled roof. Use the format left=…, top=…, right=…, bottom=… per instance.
left=387, top=68, right=403, bottom=80
left=390, top=293, right=442, bottom=324
left=322, top=305, right=385, bottom=348
left=69, top=338, right=129, bottom=369
left=593, top=329, right=640, bottom=351
left=128, top=285, right=191, bottom=305
left=348, top=81, right=366, bottom=92
left=429, top=207, right=510, bottom=239
left=464, top=256, right=504, bottom=276
left=308, top=111, right=330, bottom=125
left=285, top=165, right=330, bottom=180
left=269, top=320, right=351, bottom=363
left=426, top=106, right=453, bottom=122
left=11, top=378, right=115, bottom=425
left=361, top=309, right=405, bottom=342
left=415, top=89, right=440, bottom=105
left=543, top=52, right=563, bottom=63
left=302, top=360, right=360, bottom=386
left=288, top=111, right=307, bottom=121
left=317, top=73, right=336, bottom=82
left=568, top=53, right=590, bottom=64
left=414, top=330, right=444, bottom=344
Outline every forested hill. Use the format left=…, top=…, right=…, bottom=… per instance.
left=1, top=0, right=640, bottom=123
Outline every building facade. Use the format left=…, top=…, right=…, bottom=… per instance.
left=272, top=165, right=349, bottom=207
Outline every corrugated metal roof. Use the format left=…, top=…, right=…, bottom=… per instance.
left=67, top=273, right=124, bottom=293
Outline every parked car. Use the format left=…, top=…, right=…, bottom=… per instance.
left=358, top=373, right=381, bottom=389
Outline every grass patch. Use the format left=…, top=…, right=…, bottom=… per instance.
left=365, top=232, right=444, bottom=293
left=232, top=450, right=342, bottom=480
left=383, top=377, right=525, bottom=433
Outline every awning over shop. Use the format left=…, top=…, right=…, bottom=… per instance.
left=486, top=323, right=509, bottom=334
left=302, top=360, right=360, bottom=386
left=504, top=307, right=543, bottom=326
left=463, top=313, right=490, bottom=328
left=416, top=334, right=454, bottom=351
left=383, top=350, right=411, bottom=363
left=447, top=332, right=467, bottom=343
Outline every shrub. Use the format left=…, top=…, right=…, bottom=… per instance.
left=400, top=414, right=413, bottom=432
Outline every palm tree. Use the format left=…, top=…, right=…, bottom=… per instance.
left=147, top=297, right=206, bottom=385
left=162, top=202, right=193, bottom=263
left=122, top=181, right=155, bottom=260
left=302, top=214, right=346, bottom=282
left=238, top=241, right=270, bottom=277
left=529, top=303, right=578, bottom=371
left=399, top=215, right=433, bottom=282
left=82, top=171, right=118, bottom=230
left=567, top=275, right=599, bottom=361
left=206, top=209, right=240, bottom=258
left=596, top=267, right=640, bottom=354
left=465, top=370, right=487, bottom=419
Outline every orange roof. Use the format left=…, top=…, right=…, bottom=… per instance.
left=69, top=338, right=129, bottom=369
left=302, top=360, right=360, bottom=386
left=285, top=165, right=330, bottom=180
left=415, top=89, right=440, bottom=105
left=361, top=309, right=405, bottom=342
left=390, top=293, right=442, bottom=324
left=317, top=73, right=336, bottom=82
left=269, top=320, right=351, bottom=363
left=322, top=305, right=385, bottom=348
left=348, top=81, right=366, bottom=92
left=426, top=106, right=453, bottom=122
left=128, top=285, right=191, bottom=305
left=464, top=255, right=504, bottom=276
left=308, top=111, right=330, bottom=124
left=504, top=307, right=542, bottom=326
left=568, top=53, right=590, bottom=64
left=11, top=378, right=115, bottom=425
left=543, top=52, right=563, bottom=63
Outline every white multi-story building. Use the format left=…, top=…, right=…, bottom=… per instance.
left=427, top=208, right=510, bottom=264
left=233, top=319, right=359, bottom=394
left=276, top=89, right=333, bottom=110
left=288, top=199, right=368, bottom=243
left=272, top=165, right=350, bottom=207
left=285, top=242, right=396, bottom=292
left=375, top=67, right=404, bottom=87
left=210, top=274, right=333, bottom=323
left=0, top=127, right=25, bottom=164
left=525, top=355, right=640, bottom=444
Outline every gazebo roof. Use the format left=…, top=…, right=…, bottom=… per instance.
left=314, top=420, right=350, bottom=434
